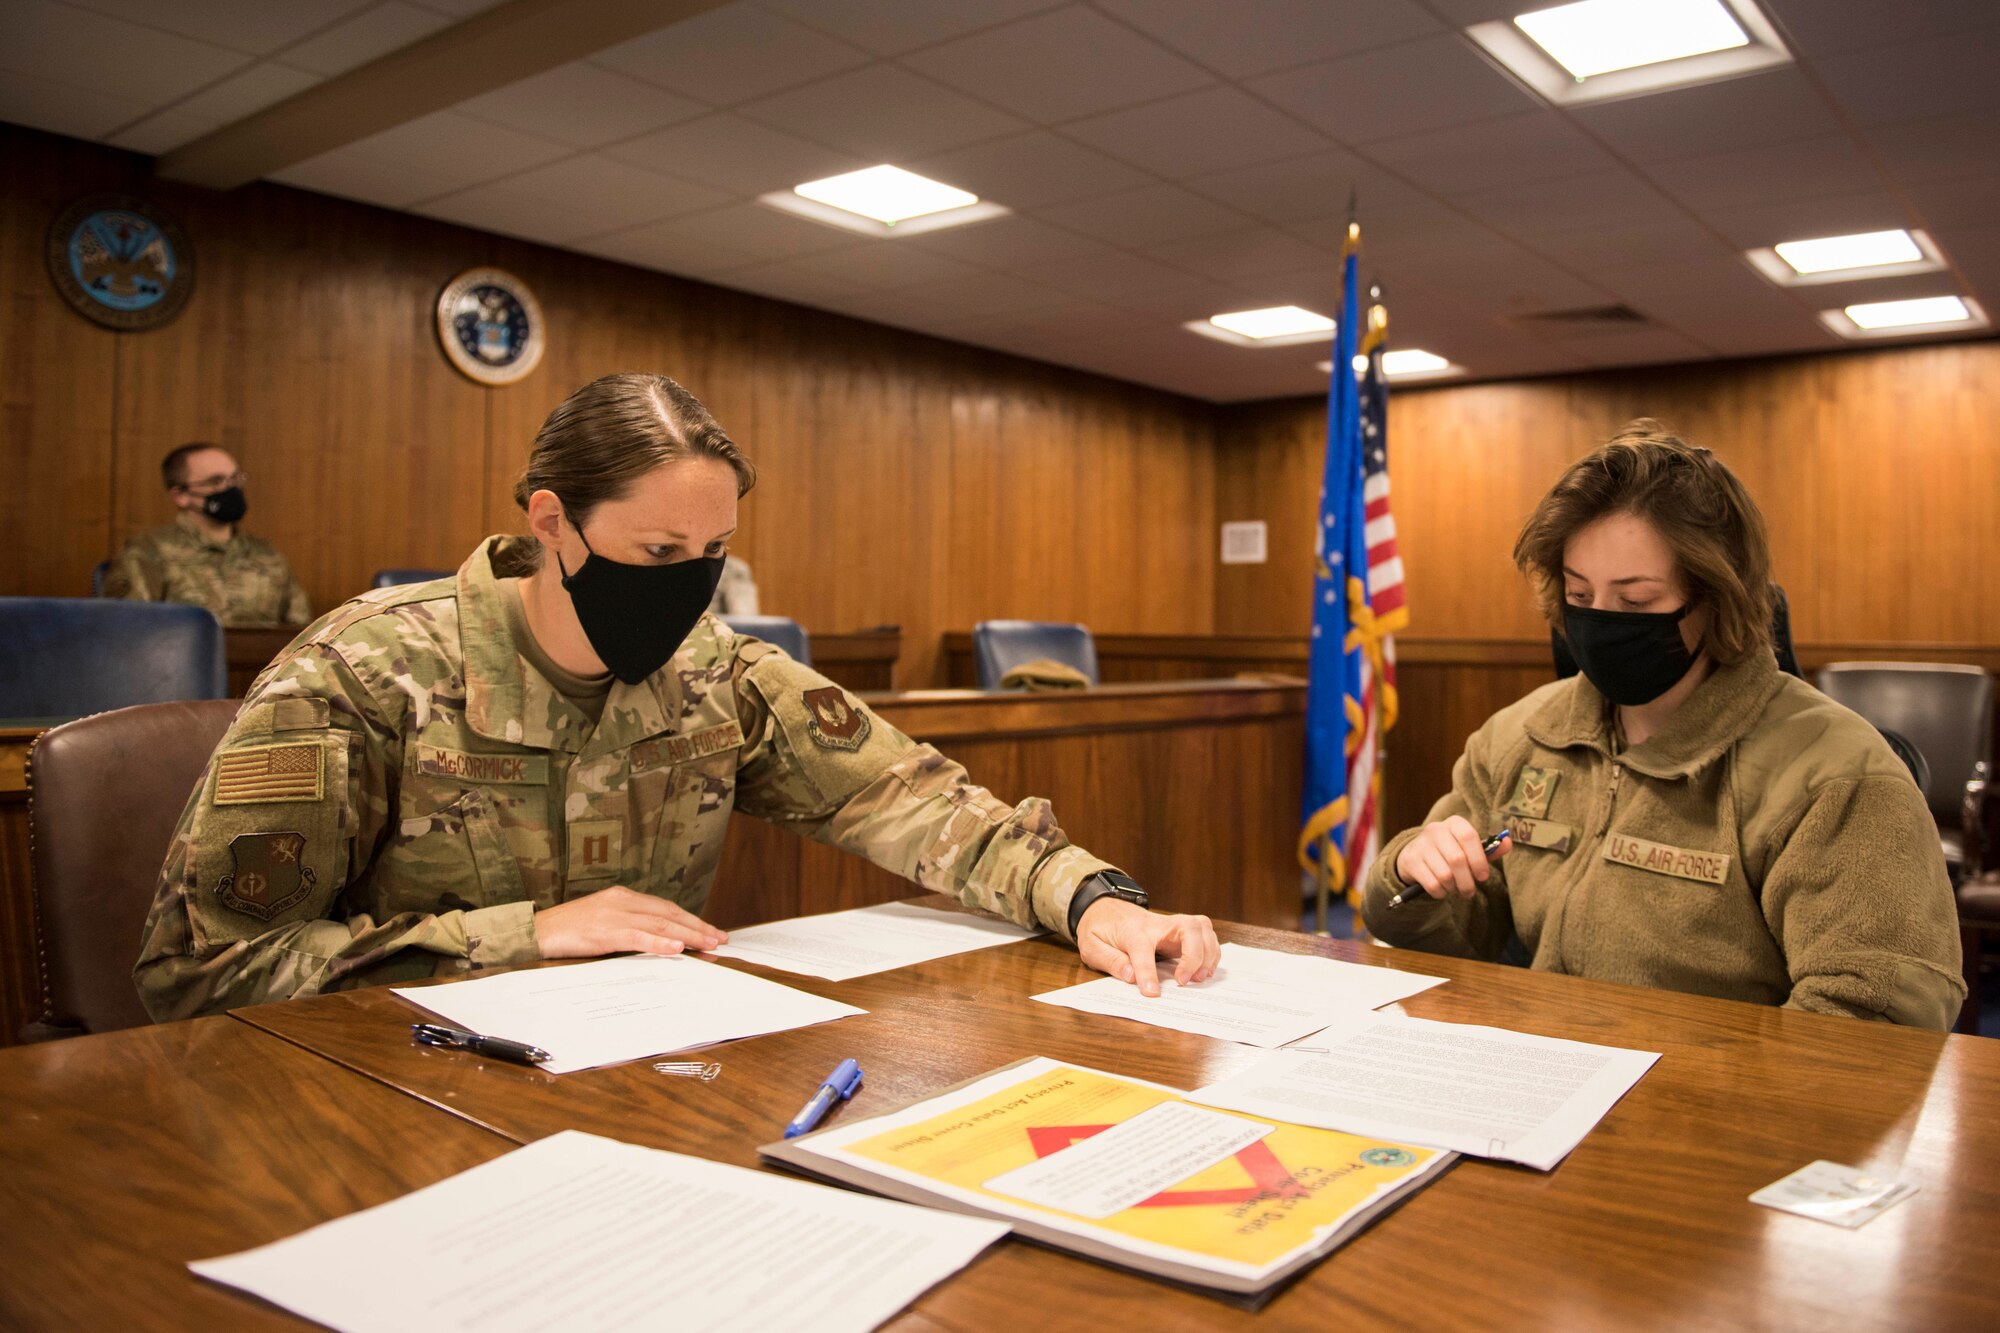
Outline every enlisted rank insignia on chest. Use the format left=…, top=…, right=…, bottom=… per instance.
left=1505, top=766, right=1558, bottom=819
left=1603, top=833, right=1733, bottom=886
left=1505, top=815, right=1574, bottom=854
left=630, top=721, right=746, bottom=773
left=803, top=686, right=870, bottom=752
left=413, top=743, right=549, bottom=785
left=213, top=744, right=324, bottom=805
left=217, top=831, right=316, bottom=920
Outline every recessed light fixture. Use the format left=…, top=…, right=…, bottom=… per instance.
left=1187, top=305, right=1334, bottom=348
left=759, top=165, right=1008, bottom=237
left=1745, top=228, right=1944, bottom=286
left=1467, top=0, right=1790, bottom=106
left=1819, top=295, right=1987, bottom=339
left=1316, top=349, right=1463, bottom=381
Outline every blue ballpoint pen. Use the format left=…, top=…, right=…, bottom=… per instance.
left=784, top=1058, right=863, bottom=1139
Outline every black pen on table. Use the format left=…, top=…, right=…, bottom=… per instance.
left=411, top=1022, right=551, bottom=1066
left=1386, top=829, right=1510, bottom=909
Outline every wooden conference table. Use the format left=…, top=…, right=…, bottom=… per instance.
left=3, top=900, right=1996, bottom=1331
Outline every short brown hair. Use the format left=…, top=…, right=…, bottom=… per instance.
left=161, top=442, right=221, bottom=489
left=505, top=373, right=755, bottom=572
left=1512, top=419, right=1775, bottom=666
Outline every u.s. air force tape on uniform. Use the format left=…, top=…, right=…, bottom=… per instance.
left=1603, top=832, right=1732, bottom=886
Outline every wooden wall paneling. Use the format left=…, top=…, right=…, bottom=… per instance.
left=0, top=130, right=133, bottom=599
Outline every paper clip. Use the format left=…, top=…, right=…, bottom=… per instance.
left=653, top=1060, right=722, bottom=1081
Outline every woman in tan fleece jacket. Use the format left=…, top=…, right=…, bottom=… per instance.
left=1361, top=421, right=1964, bottom=1030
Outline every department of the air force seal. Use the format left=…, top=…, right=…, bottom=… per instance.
left=435, top=266, right=544, bottom=385
left=46, top=196, right=194, bottom=330
left=803, top=686, right=871, bottom=752
left=1359, top=1147, right=1416, bottom=1167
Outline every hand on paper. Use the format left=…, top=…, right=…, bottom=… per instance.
left=1394, top=814, right=1509, bottom=900
left=535, top=886, right=728, bottom=959
left=1075, top=899, right=1219, bottom=997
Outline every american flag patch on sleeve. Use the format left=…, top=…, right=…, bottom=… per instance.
left=213, top=743, right=325, bottom=805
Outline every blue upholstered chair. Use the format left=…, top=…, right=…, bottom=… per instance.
left=0, top=598, right=227, bottom=717
left=371, top=568, right=452, bottom=589
left=972, top=620, right=1100, bottom=690
left=719, top=614, right=812, bottom=667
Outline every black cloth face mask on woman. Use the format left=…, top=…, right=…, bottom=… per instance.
left=1561, top=602, right=1698, bottom=707
left=556, top=519, right=725, bottom=684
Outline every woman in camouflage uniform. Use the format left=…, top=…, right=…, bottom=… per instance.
left=136, top=374, right=1218, bottom=1020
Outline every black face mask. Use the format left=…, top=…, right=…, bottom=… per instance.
left=201, top=486, right=247, bottom=524
left=557, top=521, right=724, bottom=685
left=1562, top=603, right=1698, bottom=707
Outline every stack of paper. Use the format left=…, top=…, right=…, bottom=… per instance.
left=193, top=1131, right=1008, bottom=1333
left=392, top=954, right=864, bottom=1074
left=1032, top=942, right=1446, bottom=1048
left=712, top=900, right=1040, bottom=981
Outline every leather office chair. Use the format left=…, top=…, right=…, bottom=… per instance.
left=1552, top=583, right=1803, bottom=682
left=1815, top=662, right=1994, bottom=876
left=25, top=699, right=240, bottom=1038
left=91, top=560, right=111, bottom=597
left=718, top=614, right=811, bottom=667
left=973, top=620, right=1100, bottom=691
left=371, top=567, right=451, bottom=589
left=0, top=598, right=226, bottom=717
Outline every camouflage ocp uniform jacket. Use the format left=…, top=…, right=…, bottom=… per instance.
left=135, top=535, right=1112, bottom=1020
left=105, top=513, right=312, bottom=626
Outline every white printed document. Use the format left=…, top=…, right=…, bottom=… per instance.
left=392, top=954, right=864, bottom=1074
left=712, top=900, right=1040, bottom=982
left=191, top=1130, right=1008, bottom=1333
left=1187, top=1012, right=1659, bottom=1170
left=1031, top=942, right=1446, bottom=1048
left=983, top=1101, right=1273, bottom=1219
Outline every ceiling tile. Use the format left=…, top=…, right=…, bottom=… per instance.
left=1403, top=239, right=1611, bottom=318
left=1028, top=249, right=1209, bottom=300
left=269, top=150, right=457, bottom=209
left=1248, top=33, right=1537, bottom=145
left=905, top=215, right=1109, bottom=269
left=280, top=1, right=452, bottom=76
left=592, top=4, right=868, bottom=106
left=908, top=131, right=1153, bottom=211
left=1368, top=112, right=1618, bottom=195
left=62, top=0, right=376, bottom=56
left=769, top=242, right=982, bottom=292
left=1566, top=70, right=1845, bottom=164
left=1865, top=110, right=2000, bottom=184
left=902, top=6, right=1213, bottom=123
left=603, top=114, right=866, bottom=195
left=419, top=155, right=731, bottom=244
left=1812, top=26, right=2000, bottom=126
left=1187, top=148, right=1423, bottom=225
left=412, top=0, right=507, bottom=15
left=337, top=110, right=573, bottom=197
left=1455, top=170, right=1683, bottom=245
left=1108, top=279, right=1266, bottom=322
left=1144, top=227, right=1334, bottom=282
left=1939, top=223, right=2000, bottom=305
left=1761, top=0, right=2000, bottom=56
left=108, top=63, right=323, bottom=152
left=1566, top=328, right=1714, bottom=370
left=734, top=63, right=1027, bottom=159
left=1285, top=196, right=1483, bottom=267
left=1, top=0, right=251, bottom=109
left=1647, top=134, right=1887, bottom=213
left=1901, top=173, right=2000, bottom=231
left=717, top=258, right=872, bottom=309
left=452, top=63, right=704, bottom=147
left=572, top=220, right=756, bottom=277
left=1038, top=182, right=1250, bottom=248
left=1542, top=217, right=1734, bottom=273
left=1700, top=190, right=1918, bottom=250
left=0, top=69, right=153, bottom=142
left=880, top=270, right=1064, bottom=317
left=759, top=0, right=1062, bottom=56
left=1094, top=0, right=1442, bottom=78
left=641, top=201, right=862, bottom=263
left=1063, top=86, right=1330, bottom=179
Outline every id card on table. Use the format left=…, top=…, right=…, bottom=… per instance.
left=1749, top=1160, right=1918, bottom=1228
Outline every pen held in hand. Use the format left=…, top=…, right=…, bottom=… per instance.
left=1386, top=829, right=1510, bottom=909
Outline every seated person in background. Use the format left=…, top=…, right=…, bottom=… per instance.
left=105, top=443, right=311, bottom=626
left=136, top=373, right=1216, bottom=1020
left=707, top=552, right=759, bottom=614
left=1362, top=419, right=1962, bottom=1030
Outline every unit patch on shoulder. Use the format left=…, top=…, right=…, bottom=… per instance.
left=803, top=686, right=870, bottom=752
left=213, top=744, right=324, bottom=805
left=217, top=831, right=316, bottom=920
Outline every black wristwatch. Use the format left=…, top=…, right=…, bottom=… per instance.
left=1068, top=870, right=1150, bottom=935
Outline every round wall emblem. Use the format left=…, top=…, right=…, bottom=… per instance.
left=46, top=195, right=195, bottom=331
left=435, top=267, right=545, bottom=385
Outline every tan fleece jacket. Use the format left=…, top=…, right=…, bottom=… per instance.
left=1362, top=650, right=1965, bottom=1030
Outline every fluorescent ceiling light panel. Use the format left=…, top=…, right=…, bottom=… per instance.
left=758, top=165, right=1008, bottom=238
left=1467, top=0, right=1790, bottom=106
left=1381, top=348, right=1453, bottom=376
left=1514, top=0, right=1746, bottom=78
left=1819, top=295, right=1986, bottom=339
left=1745, top=229, right=1944, bottom=287
left=1188, top=306, right=1334, bottom=347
